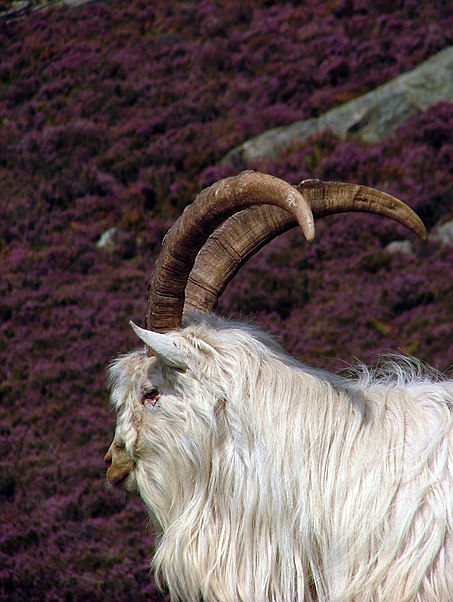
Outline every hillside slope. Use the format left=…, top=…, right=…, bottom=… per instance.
left=1, top=1, right=452, bottom=600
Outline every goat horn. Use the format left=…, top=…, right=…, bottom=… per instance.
left=183, top=178, right=427, bottom=315
left=297, top=179, right=427, bottom=238
left=146, top=170, right=315, bottom=332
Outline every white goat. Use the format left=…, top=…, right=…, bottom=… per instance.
left=105, top=172, right=453, bottom=601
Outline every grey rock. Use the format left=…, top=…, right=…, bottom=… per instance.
left=97, top=227, right=120, bottom=253
left=0, top=1, right=30, bottom=20
left=222, top=46, right=453, bottom=166
left=431, top=220, right=453, bottom=246
left=384, top=240, right=414, bottom=256
left=97, top=227, right=137, bottom=258
left=0, top=0, right=104, bottom=21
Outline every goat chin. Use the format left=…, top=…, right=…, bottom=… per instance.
left=107, top=313, right=453, bottom=602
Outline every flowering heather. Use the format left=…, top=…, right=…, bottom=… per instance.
left=0, top=1, right=452, bottom=600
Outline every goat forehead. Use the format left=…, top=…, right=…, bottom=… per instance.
left=109, top=351, right=155, bottom=392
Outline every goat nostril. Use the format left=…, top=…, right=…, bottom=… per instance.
left=104, top=452, right=112, bottom=466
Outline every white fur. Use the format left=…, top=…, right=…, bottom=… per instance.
left=108, top=314, right=453, bottom=601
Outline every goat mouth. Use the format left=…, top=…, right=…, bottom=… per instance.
left=113, top=475, right=127, bottom=486
left=112, top=471, right=132, bottom=487
left=107, top=467, right=134, bottom=488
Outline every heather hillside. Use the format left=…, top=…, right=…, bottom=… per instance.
left=1, top=1, right=452, bottom=600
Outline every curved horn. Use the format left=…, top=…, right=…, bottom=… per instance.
left=297, top=179, right=427, bottom=237
left=183, top=179, right=427, bottom=315
left=146, top=171, right=315, bottom=333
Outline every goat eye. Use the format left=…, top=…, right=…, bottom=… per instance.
left=142, top=388, right=160, bottom=406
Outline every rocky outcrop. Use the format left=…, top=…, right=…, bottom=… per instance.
left=384, top=241, right=414, bottom=256
left=0, top=0, right=99, bottom=21
left=222, top=46, right=453, bottom=166
left=431, top=220, right=453, bottom=246
left=97, top=227, right=136, bottom=258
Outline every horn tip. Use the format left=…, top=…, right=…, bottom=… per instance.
left=129, top=320, right=144, bottom=336
left=419, top=226, right=429, bottom=242
left=304, top=224, right=316, bottom=243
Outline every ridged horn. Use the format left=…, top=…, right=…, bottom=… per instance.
left=183, top=178, right=427, bottom=315
left=297, top=179, right=427, bottom=238
left=146, top=170, right=315, bottom=333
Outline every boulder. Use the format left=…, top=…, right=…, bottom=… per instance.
left=384, top=240, right=414, bottom=256
left=97, top=227, right=136, bottom=258
left=431, top=220, right=453, bottom=246
left=222, top=46, right=453, bottom=166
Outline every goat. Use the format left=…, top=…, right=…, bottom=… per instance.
left=105, top=171, right=453, bottom=601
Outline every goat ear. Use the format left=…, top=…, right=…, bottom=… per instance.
left=129, top=321, right=188, bottom=370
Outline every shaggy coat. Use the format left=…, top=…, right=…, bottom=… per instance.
left=108, top=314, right=453, bottom=602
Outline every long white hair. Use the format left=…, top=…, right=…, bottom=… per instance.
left=109, top=314, right=453, bottom=601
